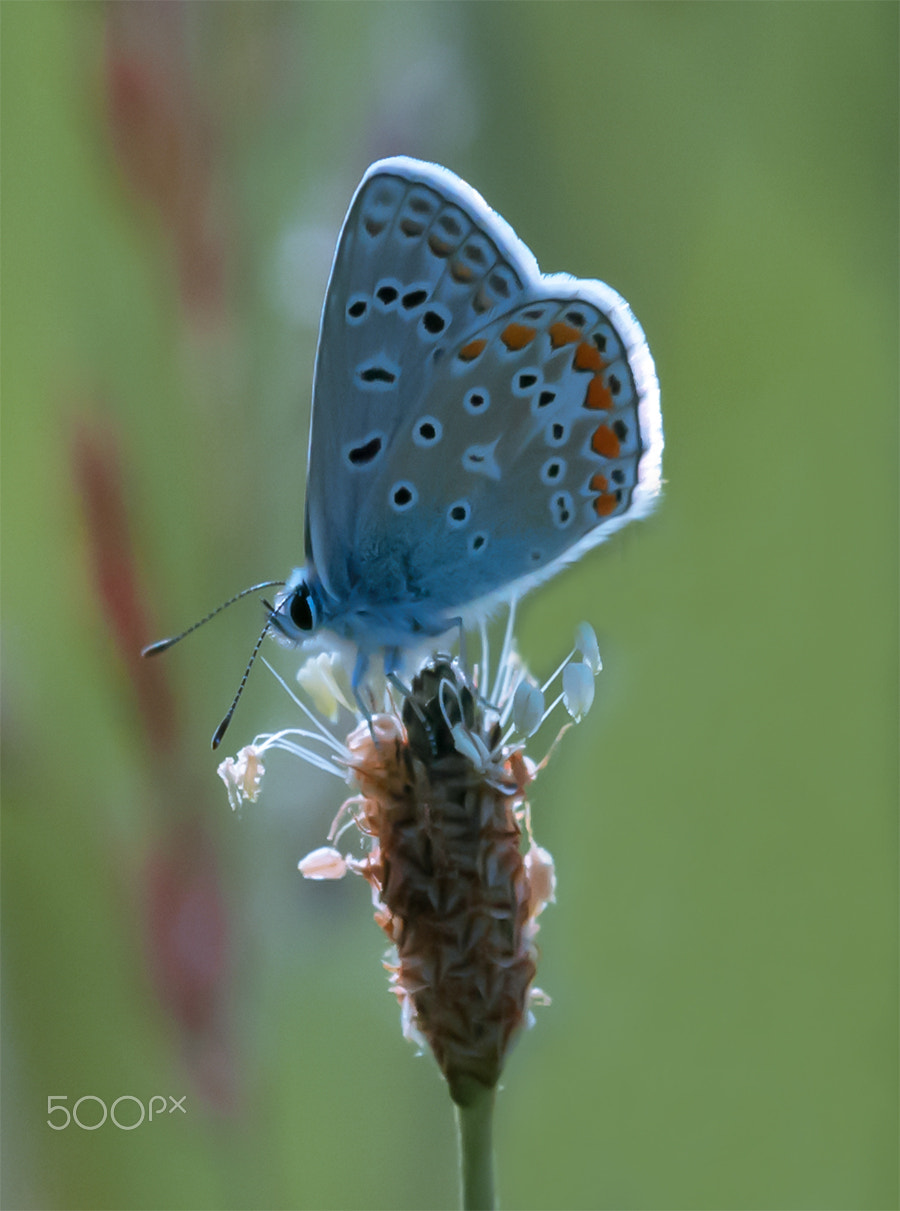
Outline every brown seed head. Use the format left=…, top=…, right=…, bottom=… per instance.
left=345, top=659, right=545, bottom=1103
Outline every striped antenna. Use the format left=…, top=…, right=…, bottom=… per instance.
left=141, top=581, right=284, bottom=657
left=211, top=613, right=273, bottom=750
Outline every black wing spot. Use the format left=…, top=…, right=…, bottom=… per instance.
left=593, top=332, right=608, bottom=353
left=447, top=499, right=471, bottom=528
left=422, top=310, right=445, bottom=334
left=347, top=435, right=383, bottom=466
left=390, top=481, right=418, bottom=511
left=402, top=288, right=428, bottom=310
left=551, top=492, right=574, bottom=528
left=400, top=218, right=425, bottom=238
left=609, top=373, right=622, bottom=396
left=347, top=299, right=367, bottom=319
left=523, top=307, right=546, bottom=320
left=376, top=284, right=398, bottom=305
left=413, top=417, right=443, bottom=447
left=517, top=373, right=537, bottom=389
left=359, top=365, right=397, bottom=385
left=439, top=213, right=463, bottom=237
left=613, top=419, right=629, bottom=440
left=409, top=196, right=434, bottom=215
left=566, top=310, right=586, bottom=327
left=552, top=423, right=565, bottom=441
left=538, top=390, right=556, bottom=408
left=611, top=469, right=626, bottom=484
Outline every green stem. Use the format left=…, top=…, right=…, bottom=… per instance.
left=453, top=1079, right=496, bottom=1210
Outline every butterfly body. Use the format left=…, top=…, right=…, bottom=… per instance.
left=269, top=157, right=663, bottom=684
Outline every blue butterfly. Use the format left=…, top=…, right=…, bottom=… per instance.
left=269, top=158, right=662, bottom=681
left=146, top=158, right=663, bottom=744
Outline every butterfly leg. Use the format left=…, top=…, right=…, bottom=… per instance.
left=381, top=646, right=441, bottom=753
left=378, top=645, right=409, bottom=696
left=350, top=649, right=375, bottom=726
left=388, top=671, right=412, bottom=700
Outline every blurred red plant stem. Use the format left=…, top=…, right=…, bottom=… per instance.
left=72, top=412, right=237, bottom=1111
left=104, top=2, right=228, bottom=320
left=71, top=415, right=176, bottom=753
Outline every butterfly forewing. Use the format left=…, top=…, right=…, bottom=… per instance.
left=306, top=160, right=537, bottom=601
left=305, top=157, right=661, bottom=630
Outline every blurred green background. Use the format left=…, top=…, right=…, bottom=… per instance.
left=2, top=3, right=897, bottom=1209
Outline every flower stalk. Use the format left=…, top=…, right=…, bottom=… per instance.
left=454, top=1079, right=496, bottom=1211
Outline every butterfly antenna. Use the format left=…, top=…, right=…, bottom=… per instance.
left=211, top=616, right=273, bottom=750
left=141, top=581, right=285, bottom=657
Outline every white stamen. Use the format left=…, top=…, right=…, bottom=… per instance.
left=478, top=616, right=490, bottom=694
left=255, top=730, right=347, bottom=777
left=217, top=745, right=265, bottom=810
left=491, top=596, right=519, bottom=706
left=574, top=622, right=602, bottom=674
left=297, top=651, right=355, bottom=720
left=540, top=647, right=576, bottom=695
left=512, top=679, right=545, bottom=737
left=261, top=659, right=349, bottom=756
left=524, top=843, right=557, bottom=915
left=298, top=846, right=349, bottom=880
left=562, top=661, right=595, bottom=721
left=497, top=650, right=527, bottom=728
left=451, top=722, right=491, bottom=770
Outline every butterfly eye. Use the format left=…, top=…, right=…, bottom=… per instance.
left=289, top=586, right=316, bottom=632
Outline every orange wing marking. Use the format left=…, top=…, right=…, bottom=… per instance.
left=591, top=424, right=620, bottom=459
left=573, top=341, right=606, bottom=373
left=500, top=322, right=537, bottom=351
left=458, top=339, right=487, bottom=362
left=593, top=493, right=619, bottom=517
left=548, top=321, right=581, bottom=348
left=584, top=375, right=613, bottom=411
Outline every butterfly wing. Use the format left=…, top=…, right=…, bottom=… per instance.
left=306, top=157, right=538, bottom=603
left=305, top=157, right=662, bottom=631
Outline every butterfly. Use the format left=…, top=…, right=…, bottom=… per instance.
left=269, top=158, right=662, bottom=673
left=146, top=157, right=663, bottom=744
